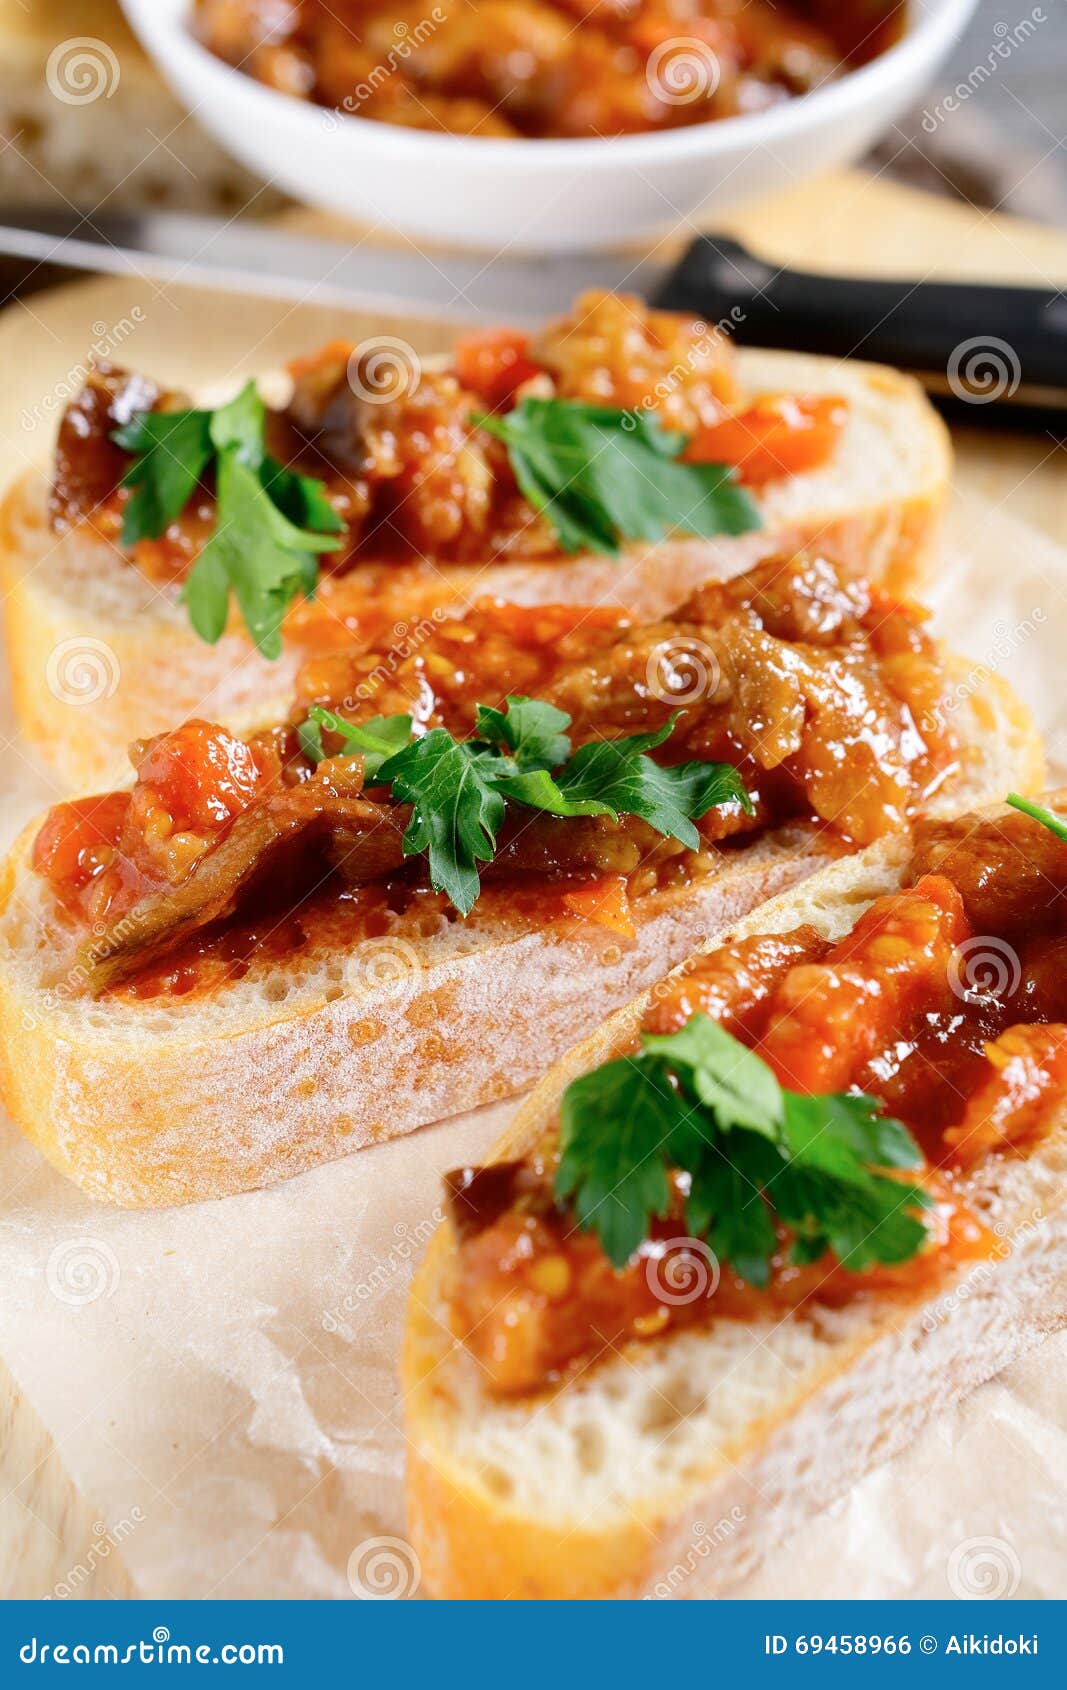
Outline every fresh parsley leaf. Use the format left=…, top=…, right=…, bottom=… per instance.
left=776, top=1091, right=929, bottom=1271
left=114, top=408, right=214, bottom=546
left=304, top=706, right=413, bottom=778
left=207, top=381, right=266, bottom=462
left=1006, top=792, right=1067, bottom=843
left=474, top=695, right=572, bottom=770
left=262, top=455, right=345, bottom=536
left=186, top=452, right=338, bottom=660
left=475, top=399, right=761, bottom=557
left=113, top=382, right=343, bottom=657
left=297, top=694, right=750, bottom=916
left=377, top=729, right=505, bottom=914
left=183, top=543, right=231, bottom=646
left=485, top=766, right=614, bottom=821
left=555, top=717, right=753, bottom=850
left=555, top=1014, right=930, bottom=1276
left=685, top=1139, right=781, bottom=1289
left=557, top=1055, right=683, bottom=1267
left=297, top=715, right=326, bottom=765
left=643, top=1013, right=781, bottom=1137
left=209, top=384, right=344, bottom=537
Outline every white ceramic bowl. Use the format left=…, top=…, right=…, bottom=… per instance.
left=122, top=0, right=979, bottom=252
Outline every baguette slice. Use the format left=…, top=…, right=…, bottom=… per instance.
left=0, top=662, right=1042, bottom=1209
left=1, top=350, right=950, bottom=791
left=403, top=792, right=1067, bottom=1601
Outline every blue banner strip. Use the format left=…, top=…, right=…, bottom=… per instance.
left=0, top=1600, right=1063, bottom=1682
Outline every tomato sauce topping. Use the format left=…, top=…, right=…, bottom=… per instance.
left=49, top=292, right=845, bottom=588
left=32, top=554, right=953, bottom=1002
left=448, top=809, right=1067, bottom=1396
left=32, top=721, right=281, bottom=931
left=686, top=394, right=849, bottom=485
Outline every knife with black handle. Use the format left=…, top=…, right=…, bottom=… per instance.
left=1, top=209, right=1063, bottom=421
left=654, top=235, right=1067, bottom=421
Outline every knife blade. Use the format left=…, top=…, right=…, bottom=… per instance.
left=2, top=208, right=1065, bottom=418
left=0, top=208, right=660, bottom=324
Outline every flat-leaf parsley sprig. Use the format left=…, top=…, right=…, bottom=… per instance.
left=112, top=390, right=759, bottom=649
left=556, top=1014, right=931, bottom=1276
left=113, top=383, right=344, bottom=658
left=300, top=694, right=753, bottom=915
left=474, top=399, right=761, bottom=556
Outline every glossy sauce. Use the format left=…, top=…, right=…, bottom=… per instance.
left=32, top=556, right=957, bottom=999
left=50, top=293, right=846, bottom=586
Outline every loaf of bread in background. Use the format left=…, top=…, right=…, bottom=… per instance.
left=0, top=0, right=282, bottom=214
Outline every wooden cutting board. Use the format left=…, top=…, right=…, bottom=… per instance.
left=1, top=169, right=1065, bottom=1599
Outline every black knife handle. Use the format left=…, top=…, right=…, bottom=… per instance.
left=653, top=236, right=1067, bottom=409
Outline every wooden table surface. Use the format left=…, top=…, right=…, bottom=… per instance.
left=1, top=168, right=1065, bottom=1600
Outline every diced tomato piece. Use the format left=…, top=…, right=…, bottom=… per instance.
left=562, top=875, right=636, bottom=937
left=453, top=328, right=541, bottom=409
left=130, top=720, right=270, bottom=832
left=757, top=877, right=969, bottom=1094
left=33, top=792, right=130, bottom=892
left=685, top=394, right=848, bottom=485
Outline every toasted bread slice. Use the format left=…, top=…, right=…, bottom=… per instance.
left=402, top=792, right=1067, bottom=1601
left=1, top=350, right=950, bottom=791
left=0, top=661, right=1041, bottom=1208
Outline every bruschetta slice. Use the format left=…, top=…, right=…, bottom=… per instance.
left=0, top=554, right=1037, bottom=1206
left=403, top=795, right=1067, bottom=1598
left=1, top=291, right=950, bottom=789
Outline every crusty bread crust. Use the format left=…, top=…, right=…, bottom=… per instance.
left=0, top=830, right=834, bottom=1207
left=402, top=796, right=1067, bottom=1600
left=0, top=657, right=1042, bottom=1207
left=1, top=351, right=951, bottom=791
